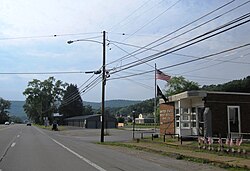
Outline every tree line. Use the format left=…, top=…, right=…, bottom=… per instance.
left=22, top=77, right=94, bottom=125
left=112, top=75, right=250, bottom=122
left=9, top=75, right=248, bottom=125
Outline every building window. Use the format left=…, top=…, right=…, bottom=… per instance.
left=227, top=106, right=241, bottom=133
left=191, top=115, right=196, bottom=121
left=176, top=122, right=180, bottom=128
left=191, top=107, right=196, bottom=113
left=191, top=122, right=196, bottom=127
left=181, top=108, right=189, bottom=114
left=182, top=115, right=189, bottom=121
left=175, top=108, right=180, bottom=114
left=181, top=122, right=190, bottom=128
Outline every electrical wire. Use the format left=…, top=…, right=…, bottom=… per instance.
left=123, top=0, right=182, bottom=41
left=109, top=40, right=250, bottom=66
left=114, top=0, right=250, bottom=64
left=106, top=0, right=236, bottom=66
left=109, top=0, right=152, bottom=32
left=0, top=32, right=101, bottom=41
left=108, top=42, right=250, bottom=80
left=0, top=71, right=85, bottom=75
left=111, top=13, right=250, bottom=74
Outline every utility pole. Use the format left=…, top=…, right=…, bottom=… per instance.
left=101, top=31, right=106, bottom=142
left=67, top=31, right=106, bottom=142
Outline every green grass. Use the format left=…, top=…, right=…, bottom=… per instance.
left=99, top=141, right=250, bottom=171
left=34, top=124, right=66, bottom=131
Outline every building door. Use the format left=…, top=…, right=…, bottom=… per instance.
left=227, top=106, right=241, bottom=134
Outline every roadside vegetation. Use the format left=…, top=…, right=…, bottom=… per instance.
left=99, top=136, right=250, bottom=171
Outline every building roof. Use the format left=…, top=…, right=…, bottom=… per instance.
left=162, top=90, right=250, bottom=103
left=64, top=114, right=101, bottom=121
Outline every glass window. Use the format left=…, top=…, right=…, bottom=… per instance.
left=175, top=108, right=179, bottom=114
left=191, top=122, right=196, bottom=127
left=182, top=115, right=189, bottom=121
left=191, top=115, right=196, bottom=120
left=176, top=122, right=180, bottom=127
left=198, top=107, right=205, bottom=122
left=182, top=108, right=188, bottom=114
left=181, top=122, right=190, bottom=128
left=191, top=107, right=196, bottom=113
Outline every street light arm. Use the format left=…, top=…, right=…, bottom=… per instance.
left=67, top=39, right=103, bottom=45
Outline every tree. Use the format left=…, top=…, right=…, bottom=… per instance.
left=83, top=105, right=94, bottom=115
left=165, top=76, right=199, bottom=96
left=202, top=76, right=250, bottom=93
left=59, top=84, right=83, bottom=118
left=23, top=77, right=68, bottom=124
left=0, top=98, right=11, bottom=124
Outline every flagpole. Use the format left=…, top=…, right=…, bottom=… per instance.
left=154, top=63, right=157, bottom=132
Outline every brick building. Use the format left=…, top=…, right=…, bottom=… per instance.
left=160, top=91, right=250, bottom=138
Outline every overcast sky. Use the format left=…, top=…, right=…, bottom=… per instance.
left=0, top=0, right=249, bottom=102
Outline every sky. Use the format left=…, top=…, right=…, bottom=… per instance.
left=0, top=0, right=249, bottom=102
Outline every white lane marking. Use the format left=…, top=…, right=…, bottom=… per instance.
left=11, top=142, right=16, bottom=148
left=51, top=138, right=106, bottom=171
left=34, top=126, right=106, bottom=171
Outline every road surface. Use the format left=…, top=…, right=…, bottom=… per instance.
left=0, top=125, right=224, bottom=171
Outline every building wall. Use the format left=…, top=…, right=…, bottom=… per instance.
left=205, top=93, right=250, bottom=137
left=176, top=97, right=204, bottom=136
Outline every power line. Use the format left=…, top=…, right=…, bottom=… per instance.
left=109, top=40, right=250, bottom=65
left=109, top=0, right=152, bottom=32
left=109, top=42, right=154, bottom=69
left=0, top=71, right=85, bottom=75
left=108, top=42, right=250, bottom=80
left=61, top=75, right=102, bottom=106
left=123, top=0, right=182, bottom=41
left=0, top=32, right=101, bottom=41
left=111, top=13, right=250, bottom=73
left=106, top=0, right=236, bottom=66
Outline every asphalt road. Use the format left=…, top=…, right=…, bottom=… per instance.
left=0, top=125, right=224, bottom=171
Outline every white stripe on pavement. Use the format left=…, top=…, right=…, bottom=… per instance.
left=51, top=138, right=107, bottom=171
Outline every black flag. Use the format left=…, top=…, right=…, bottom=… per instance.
left=157, top=85, right=168, bottom=103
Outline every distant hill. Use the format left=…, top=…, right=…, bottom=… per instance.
left=84, top=100, right=141, bottom=109
left=9, top=100, right=141, bottom=119
left=9, top=101, right=27, bottom=121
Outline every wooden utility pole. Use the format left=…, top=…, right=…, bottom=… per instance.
left=101, top=31, right=106, bottom=142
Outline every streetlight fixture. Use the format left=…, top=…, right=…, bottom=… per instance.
left=67, top=31, right=106, bottom=142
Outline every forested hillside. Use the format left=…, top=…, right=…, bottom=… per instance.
left=9, top=101, right=27, bottom=120
left=202, top=76, right=250, bottom=92
left=84, top=100, right=141, bottom=109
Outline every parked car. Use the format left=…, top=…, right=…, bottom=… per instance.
left=4, top=121, right=10, bottom=125
left=11, top=122, right=14, bottom=125
left=26, top=122, right=32, bottom=126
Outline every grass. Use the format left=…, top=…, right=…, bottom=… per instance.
left=34, top=124, right=66, bottom=131
left=98, top=139, right=250, bottom=171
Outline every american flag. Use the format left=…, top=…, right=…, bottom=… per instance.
left=218, top=138, right=223, bottom=145
left=156, top=70, right=171, bottom=82
left=225, top=138, right=230, bottom=146
left=238, top=137, right=243, bottom=146
left=230, top=138, right=234, bottom=147
left=208, top=137, right=213, bottom=145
